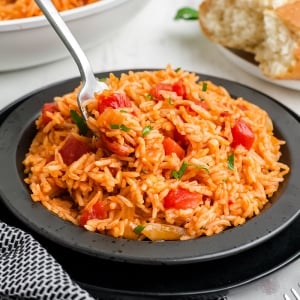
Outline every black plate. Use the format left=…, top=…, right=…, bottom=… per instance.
left=1, top=178, right=299, bottom=300
left=0, top=70, right=299, bottom=266
left=0, top=199, right=299, bottom=299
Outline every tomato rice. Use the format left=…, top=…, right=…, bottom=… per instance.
left=23, top=66, right=290, bottom=241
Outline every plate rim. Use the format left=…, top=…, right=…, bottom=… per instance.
left=0, top=69, right=299, bottom=265
left=217, top=46, right=300, bottom=91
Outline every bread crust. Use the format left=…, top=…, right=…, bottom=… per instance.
left=275, top=1, right=300, bottom=79
left=198, top=0, right=260, bottom=52
left=199, top=0, right=300, bottom=80
left=276, top=1, right=300, bottom=31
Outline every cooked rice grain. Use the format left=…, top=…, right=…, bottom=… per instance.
left=0, top=0, right=99, bottom=20
left=23, top=66, right=290, bottom=241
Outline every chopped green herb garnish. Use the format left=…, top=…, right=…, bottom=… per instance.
left=145, top=93, right=153, bottom=100
left=120, top=109, right=129, bottom=113
left=142, top=125, right=153, bottom=137
left=171, top=161, right=188, bottom=179
left=227, top=153, right=235, bottom=170
left=193, top=164, right=209, bottom=173
left=202, top=82, right=208, bottom=92
left=134, top=225, right=145, bottom=235
left=97, top=77, right=107, bottom=82
left=174, top=7, right=198, bottom=20
left=110, top=124, right=130, bottom=132
left=175, top=67, right=181, bottom=72
left=168, top=97, right=174, bottom=105
left=70, top=109, right=88, bottom=136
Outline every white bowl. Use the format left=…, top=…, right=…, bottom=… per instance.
left=0, top=0, right=148, bottom=71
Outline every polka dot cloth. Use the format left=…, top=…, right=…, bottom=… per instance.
left=0, top=222, right=95, bottom=300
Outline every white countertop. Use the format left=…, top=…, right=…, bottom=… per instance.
left=0, top=0, right=299, bottom=299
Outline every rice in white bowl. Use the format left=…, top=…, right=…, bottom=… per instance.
left=0, top=0, right=149, bottom=71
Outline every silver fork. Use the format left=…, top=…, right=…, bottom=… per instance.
left=35, top=0, right=108, bottom=122
left=283, top=283, right=300, bottom=300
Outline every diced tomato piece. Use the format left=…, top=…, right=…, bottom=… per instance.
left=42, top=102, right=58, bottom=125
left=231, top=119, right=255, bottom=150
left=220, top=111, right=230, bottom=117
left=163, top=137, right=185, bottom=160
left=150, top=81, right=187, bottom=100
left=101, top=134, right=132, bottom=156
left=172, top=80, right=186, bottom=98
left=149, top=83, right=173, bottom=100
left=97, top=91, right=131, bottom=113
left=79, top=201, right=108, bottom=226
left=46, top=155, right=55, bottom=163
left=59, top=136, right=91, bottom=165
left=173, top=130, right=189, bottom=148
left=164, top=187, right=201, bottom=209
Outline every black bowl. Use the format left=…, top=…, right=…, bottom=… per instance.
left=0, top=70, right=299, bottom=265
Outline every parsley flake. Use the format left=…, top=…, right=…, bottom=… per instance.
left=145, top=94, right=153, bottom=100
left=168, top=97, right=174, bottom=105
left=227, top=153, right=235, bottom=170
left=97, top=77, right=107, bottom=82
left=142, top=125, right=152, bottom=137
left=70, top=109, right=88, bottom=136
left=110, top=124, right=130, bottom=132
left=202, top=82, right=208, bottom=92
left=171, top=161, right=188, bottom=179
left=134, top=225, right=145, bottom=235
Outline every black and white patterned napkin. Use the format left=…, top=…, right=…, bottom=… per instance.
left=0, top=221, right=95, bottom=300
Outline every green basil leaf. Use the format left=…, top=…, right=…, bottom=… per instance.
left=174, top=7, right=198, bottom=20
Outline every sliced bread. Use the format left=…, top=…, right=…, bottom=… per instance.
left=199, top=0, right=300, bottom=79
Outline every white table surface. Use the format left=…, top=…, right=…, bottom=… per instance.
left=0, top=0, right=299, bottom=299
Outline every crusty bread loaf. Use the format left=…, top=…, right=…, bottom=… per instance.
left=199, top=0, right=300, bottom=79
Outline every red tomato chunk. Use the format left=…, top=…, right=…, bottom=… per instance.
left=173, top=129, right=189, bottom=148
left=79, top=201, right=108, bottom=226
left=97, top=91, right=131, bottom=113
left=163, top=137, right=185, bottom=160
left=171, top=80, right=186, bottom=98
left=149, top=80, right=187, bottom=100
left=164, top=187, right=201, bottom=209
left=42, top=102, right=58, bottom=125
left=231, top=119, right=255, bottom=150
left=101, top=134, right=132, bottom=157
left=59, top=136, right=91, bottom=165
left=149, top=83, right=173, bottom=100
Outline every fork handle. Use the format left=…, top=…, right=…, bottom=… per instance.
left=35, top=0, right=95, bottom=86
